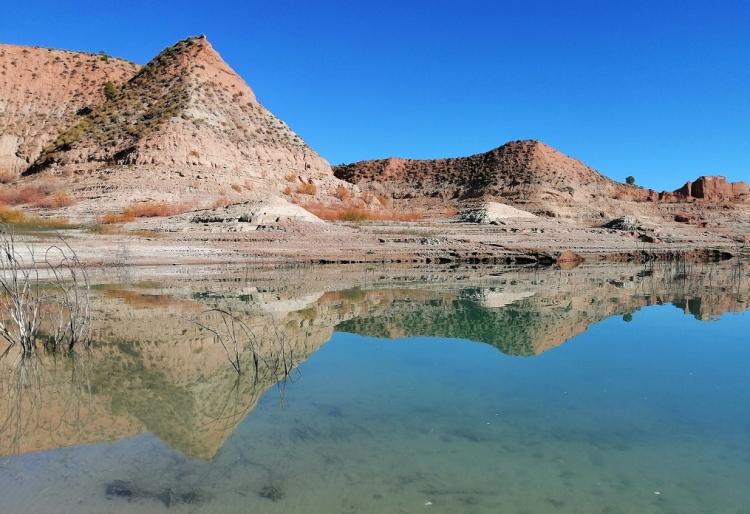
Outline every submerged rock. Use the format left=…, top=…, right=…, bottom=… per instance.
left=259, top=484, right=285, bottom=502
left=105, top=480, right=133, bottom=499
left=105, top=480, right=207, bottom=507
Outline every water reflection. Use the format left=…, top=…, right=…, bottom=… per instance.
left=0, top=262, right=748, bottom=512
left=0, top=262, right=747, bottom=460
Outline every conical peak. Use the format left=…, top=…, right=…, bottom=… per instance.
left=131, top=35, right=257, bottom=103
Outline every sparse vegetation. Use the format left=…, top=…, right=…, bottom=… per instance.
left=34, top=191, right=75, bottom=208
left=626, top=176, right=636, bottom=185
left=303, top=205, right=423, bottom=222
left=0, top=185, right=51, bottom=206
left=0, top=185, right=75, bottom=210
left=211, top=196, right=233, bottom=209
left=103, top=81, right=117, bottom=101
left=98, top=201, right=195, bottom=224
left=296, top=183, right=317, bottom=195
left=334, top=185, right=352, bottom=201
left=0, top=206, right=72, bottom=229
left=0, top=231, right=90, bottom=356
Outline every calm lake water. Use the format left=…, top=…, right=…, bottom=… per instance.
left=0, top=263, right=748, bottom=513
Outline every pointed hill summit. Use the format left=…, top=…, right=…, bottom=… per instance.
left=32, top=36, right=332, bottom=185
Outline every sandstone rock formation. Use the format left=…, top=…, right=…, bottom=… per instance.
left=670, top=176, right=749, bottom=202
left=0, top=44, right=138, bottom=178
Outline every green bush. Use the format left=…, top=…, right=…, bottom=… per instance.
left=103, top=81, right=117, bottom=101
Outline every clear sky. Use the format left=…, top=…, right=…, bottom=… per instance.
left=2, top=0, right=748, bottom=190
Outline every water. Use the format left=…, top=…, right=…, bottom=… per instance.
left=0, top=263, right=748, bottom=513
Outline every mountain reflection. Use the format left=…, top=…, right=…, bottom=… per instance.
left=0, top=262, right=747, bottom=459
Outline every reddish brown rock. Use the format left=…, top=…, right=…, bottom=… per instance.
left=670, top=176, right=749, bottom=203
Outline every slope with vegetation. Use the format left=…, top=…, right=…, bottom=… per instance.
left=0, top=44, right=139, bottom=180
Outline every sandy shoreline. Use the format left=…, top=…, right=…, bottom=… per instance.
left=14, top=212, right=750, bottom=271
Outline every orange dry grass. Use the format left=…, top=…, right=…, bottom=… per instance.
left=296, top=183, right=318, bottom=195
left=334, top=185, right=352, bottom=201
left=99, top=201, right=195, bottom=224
left=98, top=212, right=135, bottom=224
left=211, top=195, right=233, bottom=209
left=0, top=185, right=48, bottom=206
left=304, top=205, right=423, bottom=222
left=0, top=206, right=28, bottom=224
left=376, top=194, right=393, bottom=208
left=34, top=191, right=76, bottom=208
left=123, top=201, right=195, bottom=218
left=0, top=206, right=71, bottom=229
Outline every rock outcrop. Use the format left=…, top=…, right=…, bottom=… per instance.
left=459, top=201, right=537, bottom=224
left=189, top=197, right=323, bottom=226
left=669, top=176, right=749, bottom=203
left=0, top=44, right=139, bottom=178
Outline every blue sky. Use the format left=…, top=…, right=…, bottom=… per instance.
left=2, top=0, right=748, bottom=190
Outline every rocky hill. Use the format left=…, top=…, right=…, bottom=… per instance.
left=31, top=36, right=332, bottom=182
left=0, top=44, right=139, bottom=179
left=0, top=36, right=346, bottom=217
left=334, top=140, right=749, bottom=220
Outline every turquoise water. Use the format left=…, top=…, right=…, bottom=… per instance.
left=0, top=269, right=749, bottom=513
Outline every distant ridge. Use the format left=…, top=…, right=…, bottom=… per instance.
left=334, top=140, right=749, bottom=218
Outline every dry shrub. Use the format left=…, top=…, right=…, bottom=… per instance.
left=231, top=184, right=242, bottom=193
left=296, top=183, right=317, bottom=195
left=98, top=212, right=135, bottom=225
left=34, top=191, right=76, bottom=209
left=444, top=206, right=459, bottom=216
left=377, top=194, right=393, bottom=208
left=282, top=186, right=293, bottom=195
left=212, top=195, right=232, bottom=209
left=99, top=201, right=195, bottom=224
left=334, top=185, right=352, bottom=201
left=123, top=201, right=195, bottom=218
left=0, top=206, right=27, bottom=224
left=284, top=173, right=298, bottom=182
left=88, top=223, right=121, bottom=235
left=0, top=170, right=16, bottom=184
left=0, top=206, right=72, bottom=229
left=0, top=186, right=48, bottom=206
left=303, top=204, right=423, bottom=222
